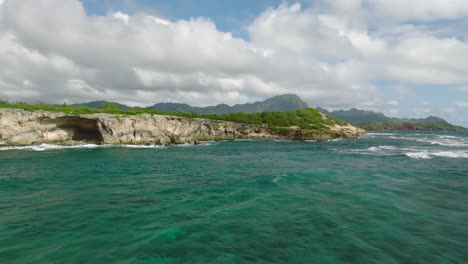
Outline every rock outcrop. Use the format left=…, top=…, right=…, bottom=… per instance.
left=0, top=109, right=365, bottom=146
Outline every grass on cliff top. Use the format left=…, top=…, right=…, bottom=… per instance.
left=0, top=99, right=344, bottom=131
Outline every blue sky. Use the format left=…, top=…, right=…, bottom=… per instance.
left=82, top=0, right=286, bottom=31
left=0, top=0, right=467, bottom=126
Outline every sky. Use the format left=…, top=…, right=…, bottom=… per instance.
left=0, top=0, right=468, bottom=126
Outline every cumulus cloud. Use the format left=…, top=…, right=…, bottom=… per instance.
left=0, top=0, right=467, bottom=125
left=368, top=0, right=468, bottom=21
left=0, top=0, right=381, bottom=108
left=456, top=101, right=468, bottom=108
left=451, top=86, right=468, bottom=92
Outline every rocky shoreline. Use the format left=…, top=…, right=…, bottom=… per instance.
left=0, top=109, right=365, bottom=146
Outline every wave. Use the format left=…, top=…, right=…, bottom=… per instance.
left=342, top=145, right=400, bottom=156
left=404, top=151, right=468, bottom=159
left=382, top=134, right=468, bottom=147
left=367, top=132, right=396, bottom=136
left=378, top=145, right=396, bottom=150
left=342, top=144, right=468, bottom=159
left=367, top=146, right=380, bottom=152
left=404, top=152, right=432, bottom=159
left=0, top=144, right=166, bottom=151
left=118, top=145, right=166, bottom=149
left=0, top=144, right=101, bottom=152
left=431, top=151, right=468, bottom=158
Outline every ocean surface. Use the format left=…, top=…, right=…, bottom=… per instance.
left=1, top=131, right=467, bottom=264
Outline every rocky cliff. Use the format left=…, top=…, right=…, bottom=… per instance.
left=0, top=109, right=365, bottom=146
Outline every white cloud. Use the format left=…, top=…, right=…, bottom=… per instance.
left=369, top=0, right=468, bottom=21
left=451, top=86, right=468, bottom=92
left=0, top=0, right=383, bottom=109
left=456, top=101, right=468, bottom=108
left=248, top=3, right=358, bottom=59
left=113, top=12, right=129, bottom=24
left=0, top=0, right=467, bottom=125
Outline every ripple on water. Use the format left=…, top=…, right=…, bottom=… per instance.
left=0, top=132, right=467, bottom=263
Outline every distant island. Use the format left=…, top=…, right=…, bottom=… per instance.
left=75, top=94, right=466, bottom=131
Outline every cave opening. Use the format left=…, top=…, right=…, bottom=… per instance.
left=56, top=117, right=104, bottom=144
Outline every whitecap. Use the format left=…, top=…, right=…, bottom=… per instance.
left=173, top=143, right=195, bottom=147
left=367, top=132, right=396, bottom=136
left=0, top=144, right=101, bottom=151
left=118, top=145, right=165, bottom=149
left=378, top=145, right=396, bottom=150
left=431, top=151, right=468, bottom=158
left=404, top=152, right=432, bottom=159
left=0, top=144, right=167, bottom=151
left=436, top=135, right=459, bottom=139
left=367, top=146, right=380, bottom=152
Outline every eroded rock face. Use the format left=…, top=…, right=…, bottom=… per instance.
left=0, top=109, right=365, bottom=146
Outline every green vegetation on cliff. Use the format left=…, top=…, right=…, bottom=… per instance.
left=201, top=109, right=344, bottom=130
left=0, top=99, right=344, bottom=131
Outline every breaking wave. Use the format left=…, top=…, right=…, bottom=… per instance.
left=342, top=131, right=468, bottom=159
left=404, top=151, right=432, bottom=159
left=343, top=145, right=468, bottom=159
left=0, top=144, right=101, bottom=152
left=0, top=144, right=166, bottom=151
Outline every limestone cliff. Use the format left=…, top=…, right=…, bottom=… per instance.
left=0, top=109, right=365, bottom=146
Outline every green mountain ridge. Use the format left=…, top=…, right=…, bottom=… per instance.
left=317, top=107, right=466, bottom=131
left=152, top=94, right=308, bottom=114
left=61, top=94, right=465, bottom=131
left=73, top=101, right=130, bottom=110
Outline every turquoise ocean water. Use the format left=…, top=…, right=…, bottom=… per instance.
left=1, top=131, right=467, bottom=263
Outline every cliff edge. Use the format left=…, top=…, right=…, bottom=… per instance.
left=0, top=109, right=365, bottom=146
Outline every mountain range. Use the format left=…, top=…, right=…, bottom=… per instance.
left=75, top=94, right=307, bottom=114
left=152, top=94, right=308, bottom=114
left=75, top=94, right=466, bottom=131
left=317, top=108, right=466, bottom=131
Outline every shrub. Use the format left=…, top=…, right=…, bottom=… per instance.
left=0, top=101, right=342, bottom=131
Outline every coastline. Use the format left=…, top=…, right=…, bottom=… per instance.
left=0, top=109, right=365, bottom=147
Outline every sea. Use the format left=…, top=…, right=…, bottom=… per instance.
left=0, top=131, right=467, bottom=263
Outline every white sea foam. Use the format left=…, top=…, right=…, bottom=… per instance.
left=363, top=145, right=397, bottom=153
left=437, top=135, right=458, bottom=139
left=345, top=145, right=401, bottom=156
left=404, top=150, right=468, bottom=159
left=0, top=144, right=167, bottom=151
left=379, top=145, right=396, bottom=150
left=431, top=151, right=468, bottom=158
left=367, top=146, right=380, bottom=152
left=367, top=132, right=396, bottom=136
left=344, top=144, right=468, bottom=159
left=119, top=145, right=166, bottom=149
left=174, top=143, right=197, bottom=147
left=383, top=133, right=468, bottom=148
left=404, top=152, right=432, bottom=159
left=0, top=144, right=101, bottom=151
